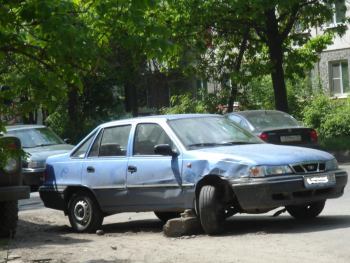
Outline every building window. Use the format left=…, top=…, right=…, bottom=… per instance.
left=330, top=61, right=349, bottom=96
left=330, top=0, right=346, bottom=24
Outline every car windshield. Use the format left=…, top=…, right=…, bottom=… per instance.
left=168, top=116, right=262, bottom=149
left=243, top=111, right=299, bottom=131
left=7, top=127, right=64, bottom=148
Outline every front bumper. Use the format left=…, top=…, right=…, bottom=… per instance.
left=22, top=168, right=45, bottom=187
left=231, top=170, right=347, bottom=211
left=0, top=185, right=30, bottom=202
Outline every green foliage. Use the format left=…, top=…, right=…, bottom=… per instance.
left=302, top=95, right=350, bottom=140
left=302, top=94, right=335, bottom=130
left=161, top=90, right=227, bottom=114
left=321, top=102, right=350, bottom=139
left=241, top=75, right=313, bottom=119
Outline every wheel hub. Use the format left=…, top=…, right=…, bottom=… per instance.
left=73, top=200, right=91, bottom=225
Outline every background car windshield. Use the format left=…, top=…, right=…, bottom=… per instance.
left=8, top=128, right=64, bottom=148
left=168, top=116, right=261, bottom=149
left=244, top=111, right=299, bottom=131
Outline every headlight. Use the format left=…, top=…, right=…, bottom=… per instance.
left=3, top=158, right=19, bottom=173
left=249, top=165, right=292, bottom=177
left=27, top=160, right=46, bottom=169
left=325, top=159, right=338, bottom=171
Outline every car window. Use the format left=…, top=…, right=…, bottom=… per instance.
left=88, top=130, right=103, bottom=157
left=243, top=111, right=299, bottom=131
left=168, top=116, right=261, bottom=149
left=133, top=123, right=174, bottom=155
left=97, top=125, right=131, bottom=157
left=71, top=133, right=96, bottom=158
left=227, top=115, right=242, bottom=124
left=7, top=127, right=64, bottom=148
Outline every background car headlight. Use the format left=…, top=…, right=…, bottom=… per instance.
left=27, top=160, right=46, bottom=169
left=249, top=165, right=292, bottom=177
left=3, top=158, right=19, bottom=173
left=325, top=159, right=338, bottom=171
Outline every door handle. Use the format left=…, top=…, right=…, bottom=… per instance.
left=87, top=166, right=95, bottom=173
left=128, top=165, right=137, bottom=174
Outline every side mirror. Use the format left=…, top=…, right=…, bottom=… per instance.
left=154, top=144, right=178, bottom=157
left=64, top=138, right=71, bottom=144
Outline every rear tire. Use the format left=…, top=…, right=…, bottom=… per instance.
left=154, top=212, right=181, bottom=223
left=198, top=185, right=224, bottom=235
left=68, top=192, right=104, bottom=233
left=0, top=201, right=18, bottom=238
left=286, top=200, right=325, bottom=219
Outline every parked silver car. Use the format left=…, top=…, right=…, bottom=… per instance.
left=6, top=125, right=74, bottom=189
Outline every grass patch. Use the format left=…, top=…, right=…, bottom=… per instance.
left=320, top=136, right=350, bottom=151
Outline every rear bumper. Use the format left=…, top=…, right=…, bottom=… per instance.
left=231, top=170, right=347, bottom=211
left=0, top=186, right=30, bottom=202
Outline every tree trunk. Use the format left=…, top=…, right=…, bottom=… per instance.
left=67, top=84, right=80, bottom=142
left=264, top=8, right=289, bottom=113
left=268, top=43, right=289, bottom=113
left=227, top=29, right=249, bottom=113
left=124, top=81, right=138, bottom=117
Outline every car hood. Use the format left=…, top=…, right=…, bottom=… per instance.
left=24, top=144, right=74, bottom=161
left=188, top=143, right=334, bottom=166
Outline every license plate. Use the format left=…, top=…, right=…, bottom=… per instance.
left=303, top=174, right=336, bottom=189
left=280, top=135, right=302, bottom=142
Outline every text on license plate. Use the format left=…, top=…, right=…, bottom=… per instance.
left=280, top=135, right=302, bottom=142
left=303, top=174, right=336, bottom=189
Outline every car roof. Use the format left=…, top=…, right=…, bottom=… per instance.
left=5, top=124, right=46, bottom=131
left=229, top=110, right=288, bottom=118
left=100, top=114, right=221, bottom=128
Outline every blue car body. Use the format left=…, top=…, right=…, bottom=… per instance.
left=39, top=114, right=347, bottom=230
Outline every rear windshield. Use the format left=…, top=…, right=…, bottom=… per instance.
left=243, top=111, right=299, bottom=131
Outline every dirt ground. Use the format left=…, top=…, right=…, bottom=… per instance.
left=1, top=165, right=350, bottom=263
left=1, top=206, right=350, bottom=263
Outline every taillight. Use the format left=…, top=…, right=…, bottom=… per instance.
left=7, top=143, right=17, bottom=150
left=309, top=129, right=318, bottom=143
left=259, top=132, right=269, bottom=141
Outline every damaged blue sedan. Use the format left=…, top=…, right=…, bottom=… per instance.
left=39, top=114, right=348, bottom=235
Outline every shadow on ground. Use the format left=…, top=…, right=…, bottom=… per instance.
left=12, top=219, right=90, bottom=249
left=101, top=214, right=350, bottom=236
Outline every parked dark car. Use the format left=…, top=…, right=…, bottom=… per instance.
left=39, top=114, right=347, bottom=235
left=226, top=110, right=319, bottom=148
left=0, top=136, right=30, bottom=237
left=6, top=125, right=74, bottom=189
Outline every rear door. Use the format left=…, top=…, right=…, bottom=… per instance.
left=126, top=123, right=184, bottom=210
left=81, top=125, right=131, bottom=212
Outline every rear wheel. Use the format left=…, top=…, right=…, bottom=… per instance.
left=154, top=212, right=181, bottom=223
left=286, top=200, right=325, bottom=219
left=198, top=185, right=225, bottom=235
left=68, top=192, right=104, bottom=233
left=0, top=201, right=18, bottom=238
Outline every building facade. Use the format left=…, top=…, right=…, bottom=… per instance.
left=312, top=0, right=350, bottom=98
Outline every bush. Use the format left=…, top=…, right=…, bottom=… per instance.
left=302, top=94, right=336, bottom=130
left=320, top=102, right=350, bottom=139
left=302, top=95, right=350, bottom=148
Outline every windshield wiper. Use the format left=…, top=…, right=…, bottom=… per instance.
left=36, top=143, right=59, bottom=147
left=219, top=141, right=259, bottom=145
left=188, top=143, right=224, bottom=148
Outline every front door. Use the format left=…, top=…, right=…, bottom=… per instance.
left=126, top=123, right=184, bottom=210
